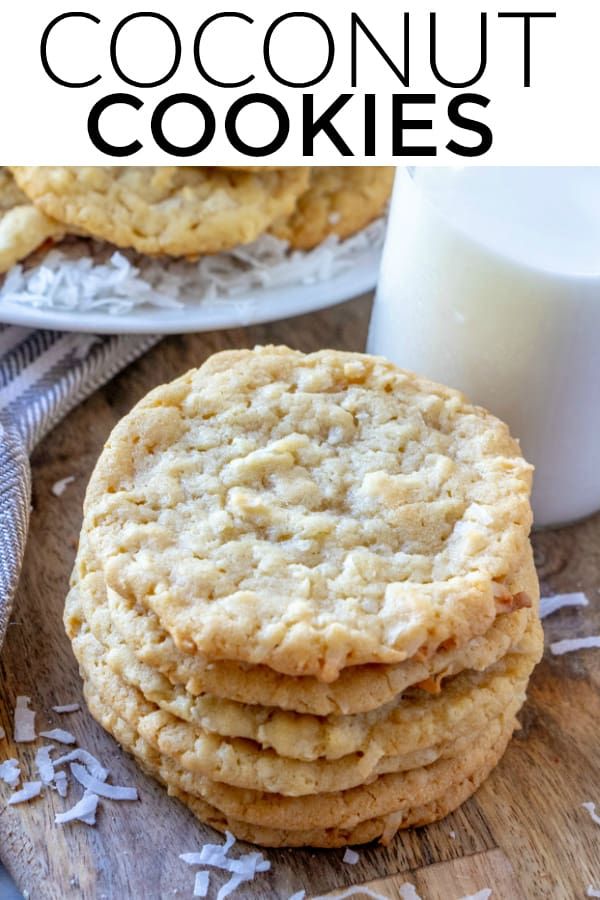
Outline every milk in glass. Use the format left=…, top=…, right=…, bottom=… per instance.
left=368, top=167, right=600, bottom=527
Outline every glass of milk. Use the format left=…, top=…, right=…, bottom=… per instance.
left=368, top=167, right=600, bottom=528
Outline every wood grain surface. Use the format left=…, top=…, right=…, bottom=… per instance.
left=0, top=293, right=599, bottom=900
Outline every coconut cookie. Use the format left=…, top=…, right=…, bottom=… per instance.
left=65, top=344, right=541, bottom=847
left=72, top=535, right=536, bottom=715
left=270, top=167, right=395, bottom=249
left=81, top=641, right=522, bottom=798
left=80, top=346, right=533, bottom=681
left=81, top=666, right=516, bottom=834
left=103, top=566, right=532, bottom=715
left=84, top=689, right=514, bottom=848
left=70, top=600, right=536, bottom=796
left=70, top=543, right=533, bottom=716
left=0, top=168, right=65, bottom=273
left=138, top=710, right=516, bottom=833
left=9, top=167, right=310, bottom=257
left=69, top=566, right=539, bottom=763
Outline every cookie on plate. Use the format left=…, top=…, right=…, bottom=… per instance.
left=270, top=167, right=395, bottom=249
left=10, top=167, right=310, bottom=257
left=0, top=168, right=64, bottom=273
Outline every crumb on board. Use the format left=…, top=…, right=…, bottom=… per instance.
left=8, top=781, right=42, bottom=805
left=180, top=831, right=271, bottom=900
left=193, top=871, right=210, bottom=897
left=0, top=760, right=20, bottom=788
left=313, top=888, right=390, bottom=900
left=1, top=697, right=139, bottom=834
left=582, top=802, right=600, bottom=826
left=69, top=763, right=138, bottom=801
left=550, top=636, right=600, bottom=656
left=39, top=729, right=76, bottom=745
left=35, top=746, right=56, bottom=784
left=14, top=696, right=36, bottom=743
left=398, top=884, right=421, bottom=900
left=54, top=770, right=68, bottom=798
left=55, top=791, right=99, bottom=826
left=54, top=748, right=108, bottom=782
left=51, top=476, right=76, bottom=497
left=540, top=592, right=589, bottom=619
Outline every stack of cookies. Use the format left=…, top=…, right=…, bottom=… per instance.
left=65, top=346, right=543, bottom=848
left=1, top=166, right=395, bottom=274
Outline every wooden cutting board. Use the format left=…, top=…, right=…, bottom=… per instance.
left=0, top=294, right=599, bottom=900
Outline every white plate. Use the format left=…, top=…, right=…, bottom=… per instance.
left=0, top=244, right=381, bottom=335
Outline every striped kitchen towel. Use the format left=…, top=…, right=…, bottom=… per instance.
left=0, top=324, right=160, bottom=646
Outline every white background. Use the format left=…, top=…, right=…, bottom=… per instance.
left=1, top=0, right=597, bottom=163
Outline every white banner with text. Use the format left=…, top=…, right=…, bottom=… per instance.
left=0, top=0, right=596, bottom=163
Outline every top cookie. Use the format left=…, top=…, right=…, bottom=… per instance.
left=82, top=346, right=533, bottom=681
left=0, top=168, right=64, bottom=273
left=9, top=167, right=309, bottom=257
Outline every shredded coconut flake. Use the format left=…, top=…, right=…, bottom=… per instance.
left=233, top=854, right=270, bottom=876
left=51, top=476, right=76, bottom=497
left=182, top=831, right=269, bottom=898
left=180, top=853, right=204, bottom=866
left=54, top=749, right=108, bottom=782
left=0, top=759, right=20, bottom=787
left=288, top=892, right=306, bottom=900
left=582, top=802, right=600, bottom=826
left=35, top=746, right=56, bottom=784
left=195, top=846, right=268, bottom=876
left=55, top=790, right=99, bottom=826
left=14, top=696, right=36, bottom=742
left=223, top=831, right=236, bottom=853
left=53, top=770, right=68, bottom=798
left=313, top=889, right=390, bottom=900
left=8, top=780, right=42, bottom=805
left=199, top=844, right=231, bottom=868
left=459, top=892, right=492, bottom=900
left=540, top=592, right=589, bottom=619
left=52, top=704, right=80, bottom=714
left=70, top=762, right=138, bottom=800
left=0, top=225, right=384, bottom=317
left=399, top=885, right=422, bottom=900
left=550, top=636, right=600, bottom=656
left=39, top=729, right=76, bottom=745
left=343, top=848, right=360, bottom=865
left=449, top=830, right=457, bottom=839
left=193, top=871, right=210, bottom=898
left=181, top=833, right=235, bottom=868
left=217, top=874, right=245, bottom=900
left=587, top=886, right=600, bottom=898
